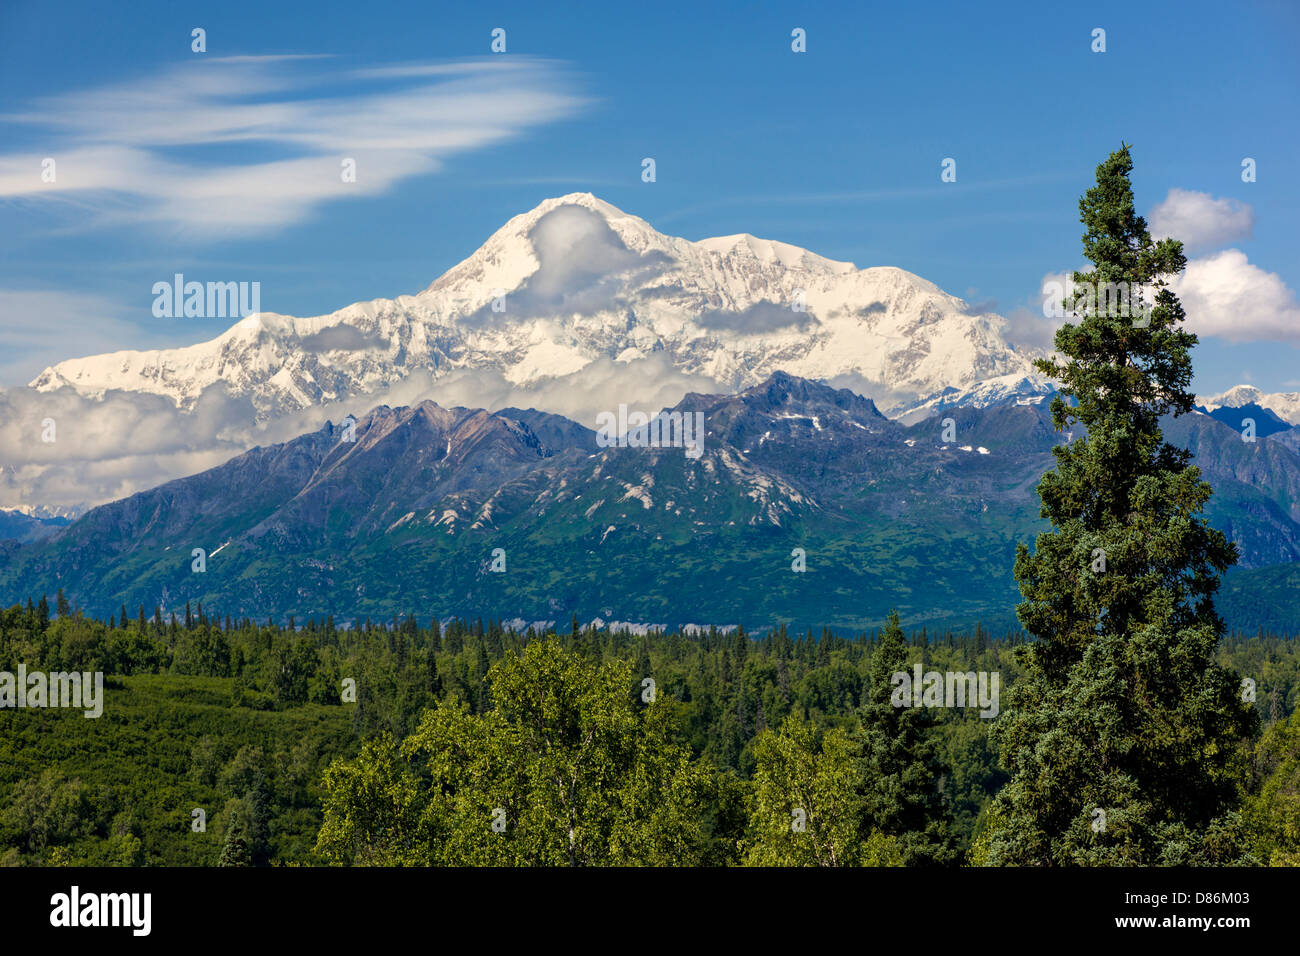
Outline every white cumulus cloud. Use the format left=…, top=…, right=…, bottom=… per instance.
left=1171, top=249, right=1300, bottom=342
left=1148, top=188, right=1254, bottom=253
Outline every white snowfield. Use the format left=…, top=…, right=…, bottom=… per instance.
left=1197, top=384, right=1300, bottom=426
left=31, top=192, right=1051, bottom=421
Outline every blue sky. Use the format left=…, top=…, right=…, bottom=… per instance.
left=2, top=0, right=1298, bottom=393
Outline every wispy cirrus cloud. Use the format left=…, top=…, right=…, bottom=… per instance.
left=0, top=55, right=588, bottom=236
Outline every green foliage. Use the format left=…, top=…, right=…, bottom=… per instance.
left=859, top=612, right=958, bottom=864
left=987, top=146, right=1259, bottom=866
left=1245, top=708, right=1300, bottom=865
left=319, top=640, right=715, bottom=865
left=746, top=715, right=896, bottom=866
left=217, top=822, right=252, bottom=867
left=743, top=611, right=960, bottom=866
left=0, top=591, right=1293, bottom=866
left=315, top=735, right=426, bottom=866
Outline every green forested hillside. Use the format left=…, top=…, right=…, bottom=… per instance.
left=2, top=598, right=1297, bottom=866
left=0, top=674, right=352, bottom=866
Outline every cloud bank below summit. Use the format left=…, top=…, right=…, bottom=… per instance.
left=0, top=354, right=722, bottom=515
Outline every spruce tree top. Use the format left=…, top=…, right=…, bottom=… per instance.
left=1040, top=145, right=1196, bottom=436
left=1018, top=144, right=1237, bottom=665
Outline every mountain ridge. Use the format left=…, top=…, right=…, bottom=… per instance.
left=1198, top=384, right=1300, bottom=425
left=6, top=373, right=1298, bottom=633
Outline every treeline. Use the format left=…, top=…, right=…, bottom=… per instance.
left=1, top=594, right=1298, bottom=865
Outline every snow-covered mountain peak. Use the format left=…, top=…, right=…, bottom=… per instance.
left=420, top=192, right=668, bottom=300
left=1199, top=384, right=1263, bottom=409
left=692, top=233, right=856, bottom=275
left=1198, top=384, right=1300, bottom=425
left=30, top=193, right=1050, bottom=421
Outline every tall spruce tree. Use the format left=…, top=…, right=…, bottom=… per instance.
left=982, top=146, right=1257, bottom=865
left=859, top=611, right=957, bottom=865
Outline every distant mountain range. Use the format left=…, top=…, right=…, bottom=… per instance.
left=10, top=193, right=1300, bottom=522
left=1199, top=402, right=1294, bottom=438
left=0, top=509, right=70, bottom=544
left=4, top=373, right=1298, bottom=633
left=6, top=195, right=1298, bottom=632
left=1199, top=384, right=1300, bottom=425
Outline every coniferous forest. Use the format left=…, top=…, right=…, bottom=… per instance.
left=2, top=599, right=1298, bottom=866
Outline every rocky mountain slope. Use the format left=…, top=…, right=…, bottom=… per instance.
left=5, top=374, right=1297, bottom=633
left=0, top=509, right=69, bottom=544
